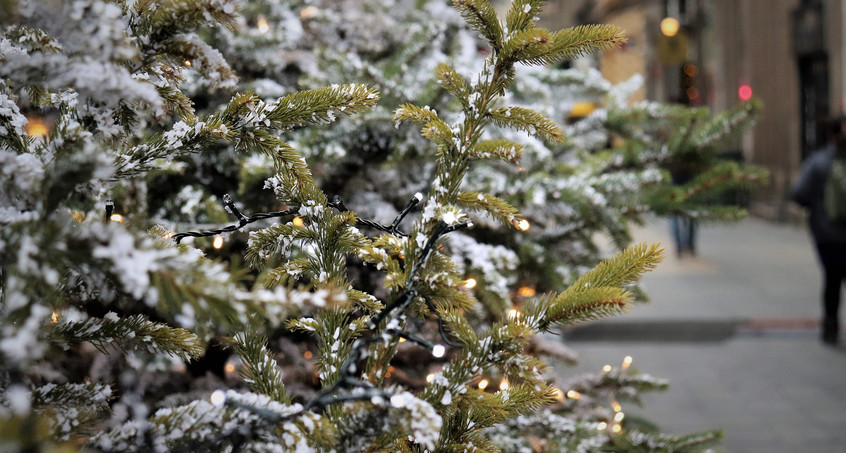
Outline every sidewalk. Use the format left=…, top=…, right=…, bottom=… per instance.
left=557, top=217, right=846, bottom=452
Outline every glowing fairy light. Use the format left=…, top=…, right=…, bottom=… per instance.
left=622, top=355, right=633, bottom=370
left=463, top=278, right=477, bottom=289
left=210, top=390, right=226, bottom=407
left=426, top=373, right=436, bottom=383
left=303, top=350, right=313, bottom=359
left=507, top=308, right=520, bottom=320
left=257, top=16, right=270, bottom=34
left=596, top=421, right=608, bottom=431
left=25, top=116, right=48, bottom=137
left=292, top=216, right=304, bottom=227
left=398, top=337, right=406, bottom=343
left=224, top=363, right=236, bottom=374
left=612, top=424, right=622, bottom=433
left=660, top=17, right=680, bottom=37
left=552, top=388, right=564, bottom=401
left=602, top=364, right=612, bottom=373
left=478, top=379, right=489, bottom=390
left=612, top=401, right=622, bottom=412
left=51, top=312, right=59, bottom=324
left=183, top=60, right=192, bottom=67
left=566, top=390, right=581, bottom=400
left=514, top=218, right=530, bottom=231
left=300, top=5, right=320, bottom=19
left=431, top=344, right=446, bottom=358
left=614, top=412, right=625, bottom=422
left=109, top=214, right=124, bottom=223
left=212, top=235, right=224, bottom=249
left=517, top=286, right=536, bottom=297
left=499, top=377, right=509, bottom=391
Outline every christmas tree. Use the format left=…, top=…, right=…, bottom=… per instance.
left=0, top=0, right=764, bottom=451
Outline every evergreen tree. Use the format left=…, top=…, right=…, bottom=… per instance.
left=0, top=0, right=764, bottom=451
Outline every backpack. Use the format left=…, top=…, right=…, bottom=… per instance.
left=824, top=155, right=846, bottom=225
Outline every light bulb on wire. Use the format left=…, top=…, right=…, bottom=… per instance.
left=431, top=344, right=446, bottom=358
left=660, top=17, right=680, bottom=37
left=210, top=390, right=226, bottom=407
left=257, top=16, right=270, bottom=34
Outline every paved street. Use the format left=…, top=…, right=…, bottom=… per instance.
left=557, top=217, right=846, bottom=452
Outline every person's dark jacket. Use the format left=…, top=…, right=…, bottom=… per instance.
left=791, top=144, right=846, bottom=244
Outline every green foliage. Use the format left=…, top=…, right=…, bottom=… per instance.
left=50, top=314, right=204, bottom=361
left=453, top=0, right=503, bottom=49
left=0, top=0, right=766, bottom=451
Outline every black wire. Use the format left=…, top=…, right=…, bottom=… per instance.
left=172, top=208, right=300, bottom=243
left=196, top=194, right=471, bottom=423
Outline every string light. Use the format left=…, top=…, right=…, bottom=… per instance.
left=566, top=390, right=581, bottom=400
left=614, top=412, right=625, bottom=422
left=292, top=216, right=304, bottom=227
left=514, top=218, right=530, bottom=231
left=552, top=388, right=564, bottom=401
left=183, top=59, right=192, bottom=67
left=612, top=424, right=622, bottom=433
left=478, top=379, right=489, bottom=390
left=210, top=390, right=226, bottom=407
left=51, top=312, right=59, bottom=324
left=303, top=350, right=313, bottom=359
left=24, top=116, right=48, bottom=138
left=109, top=214, right=124, bottom=223
left=300, top=5, right=320, bottom=19
left=660, top=17, right=680, bottom=37
left=431, top=344, right=446, bottom=358
left=398, top=337, right=406, bottom=343
left=596, top=421, right=608, bottom=431
left=622, top=355, right=633, bottom=370
left=224, top=363, right=236, bottom=374
left=602, top=364, right=612, bottom=373
left=517, top=286, right=536, bottom=297
left=499, top=377, right=509, bottom=391
left=257, top=16, right=270, bottom=34
left=684, top=63, right=698, bottom=77
left=463, top=278, right=477, bottom=289
left=173, top=195, right=300, bottom=244
left=212, top=235, right=224, bottom=249
left=612, top=401, right=622, bottom=412
left=426, top=373, right=436, bottom=383
left=507, top=308, right=520, bottom=320
left=569, top=102, right=596, bottom=118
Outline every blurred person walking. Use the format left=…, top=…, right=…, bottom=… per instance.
left=791, top=117, right=846, bottom=345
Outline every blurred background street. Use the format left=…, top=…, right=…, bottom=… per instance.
left=560, top=217, right=846, bottom=452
